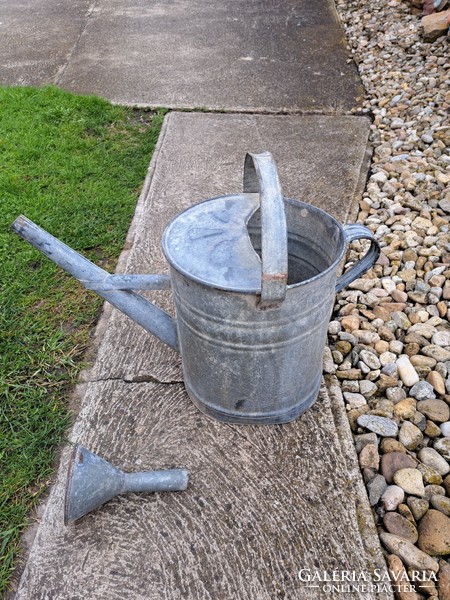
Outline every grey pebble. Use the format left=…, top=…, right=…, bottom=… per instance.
left=430, top=495, right=450, bottom=517
left=386, top=387, right=407, bottom=403
left=328, top=321, right=341, bottom=335
left=433, top=438, right=450, bottom=461
left=423, top=485, right=446, bottom=501
left=409, top=381, right=436, bottom=402
left=355, top=432, right=379, bottom=454
left=338, top=332, right=357, bottom=345
left=357, top=415, right=399, bottom=437
left=419, top=447, right=450, bottom=476
left=359, top=380, right=378, bottom=398
left=433, top=331, right=450, bottom=347
left=438, top=199, right=450, bottom=214
left=367, top=475, right=388, bottom=506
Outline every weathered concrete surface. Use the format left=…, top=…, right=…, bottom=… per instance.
left=16, top=381, right=388, bottom=600
left=91, top=111, right=372, bottom=383
left=59, top=0, right=363, bottom=110
left=0, top=0, right=91, bottom=85
left=14, top=112, right=391, bottom=599
left=0, top=0, right=363, bottom=112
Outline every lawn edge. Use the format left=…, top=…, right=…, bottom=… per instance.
left=5, top=110, right=172, bottom=600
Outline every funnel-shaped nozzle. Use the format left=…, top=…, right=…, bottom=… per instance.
left=64, top=446, right=189, bottom=524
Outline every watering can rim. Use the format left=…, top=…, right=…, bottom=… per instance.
left=164, top=150, right=291, bottom=307
left=162, top=193, right=348, bottom=295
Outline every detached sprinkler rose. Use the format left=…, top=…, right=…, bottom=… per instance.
left=64, top=446, right=189, bottom=524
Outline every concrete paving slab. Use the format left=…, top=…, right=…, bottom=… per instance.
left=90, top=111, right=371, bottom=383
left=15, top=380, right=389, bottom=599
left=0, top=0, right=91, bottom=85
left=13, top=110, right=391, bottom=599
left=14, top=0, right=363, bottom=112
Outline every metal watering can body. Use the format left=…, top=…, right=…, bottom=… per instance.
left=170, top=263, right=336, bottom=424
left=12, top=152, right=380, bottom=425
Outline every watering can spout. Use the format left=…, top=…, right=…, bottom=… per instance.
left=11, top=215, right=179, bottom=352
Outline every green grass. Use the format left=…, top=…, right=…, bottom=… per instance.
left=0, top=86, right=166, bottom=593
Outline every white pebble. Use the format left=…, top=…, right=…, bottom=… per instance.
left=389, top=340, right=404, bottom=354
left=440, top=422, right=450, bottom=437
left=433, top=331, right=450, bottom=347
left=392, top=468, right=425, bottom=497
left=371, top=171, right=387, bottom=184
left=360, top=349, right=381, bottom=370
left=396, top=355, right=420, bottom=387
left=328, top=321, right=341, bottom=335
left=343, top=392, right=367, bottom=410
left=360, top=380, right=378, bottom=398
left=418, top=447, right=450, bottom=476
left=381, top=485, right=405, bottom=511
left=380, top=351, right=397, bottom=366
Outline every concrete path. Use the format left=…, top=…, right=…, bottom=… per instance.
left=4, top=0, right=392, bottom=598
left=13, top=114, right=390, bottom=599
left=0, top=0, right=363, bottom=111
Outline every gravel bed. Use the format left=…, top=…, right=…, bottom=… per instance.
left=329, top=0, right=449, bottom=595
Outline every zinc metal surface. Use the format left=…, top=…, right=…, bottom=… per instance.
left=162, top=193, right=262, bottom=292
left=162, top=194, right=350, bottom=294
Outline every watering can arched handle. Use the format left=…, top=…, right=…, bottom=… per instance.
left=243, top=152, right=288, bottom=309
left=335, top=224, right=381, bottom=293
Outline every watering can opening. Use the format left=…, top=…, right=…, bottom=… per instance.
left=246, top=200, right=347, bottom=288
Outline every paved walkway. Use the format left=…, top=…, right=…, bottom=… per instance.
left=0, top=0, right=363, bottom=111
left=3, top=1, right=392, bottom=598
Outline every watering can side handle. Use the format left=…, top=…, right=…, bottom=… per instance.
left=335, top=224, right=381, bottom=293
left=243, top=152, right=288, bottom=309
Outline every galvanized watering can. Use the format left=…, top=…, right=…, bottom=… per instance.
left=13, top=152, right=380, bottom=425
